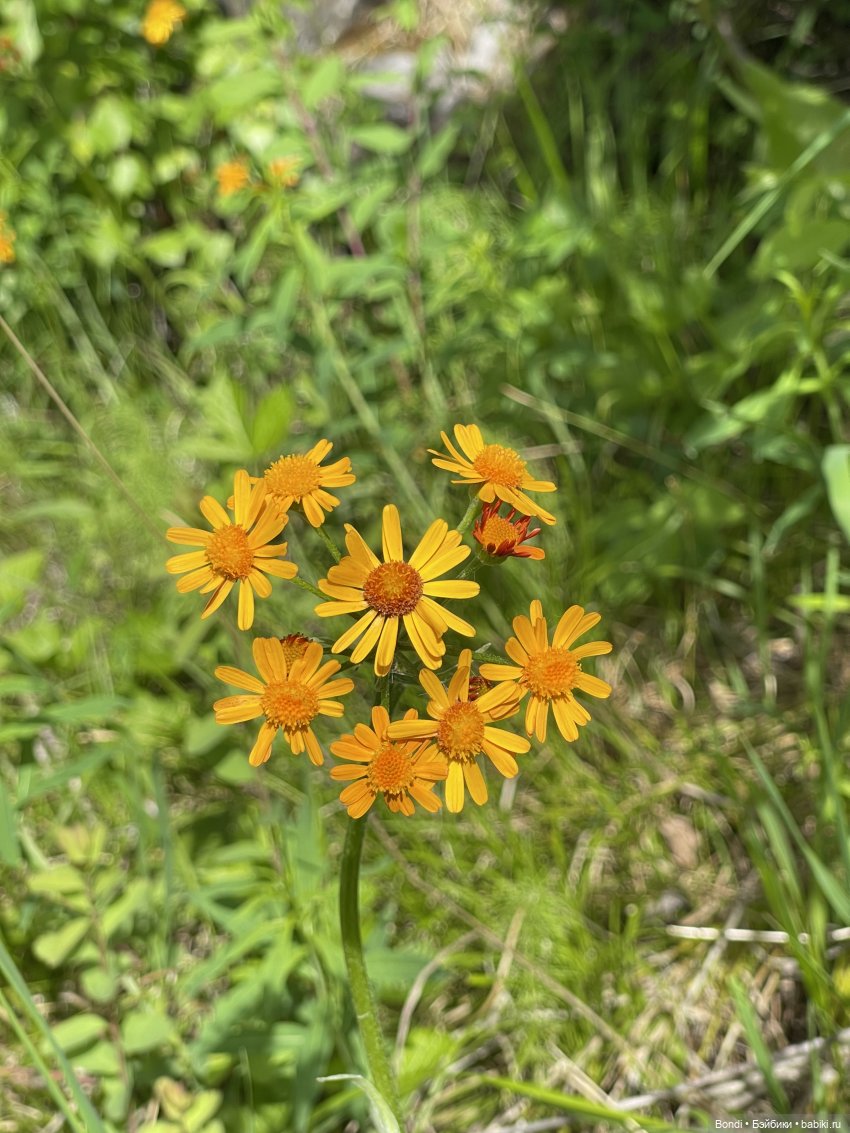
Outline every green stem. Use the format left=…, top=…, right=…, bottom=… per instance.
left=290, top=575, right=326, bottom=601
left=339, top=818, right=404, bottom=1127
left=317, top=522, right=342, bottom=563
left=455, top=495, right=480, bottom=538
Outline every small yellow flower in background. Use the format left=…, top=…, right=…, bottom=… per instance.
left=165, top=469, right=297, bottom=630
left=473, top=501, right=544, bottom=560
left=216, top=158, right=251, bottom=197
left=142, top=0, right=186, bottom=45
left=0, top=212, right=16, bottom=264
left=480, top=601, right=612, bottom=743
left=430, top=424, right=557, bottom=525
left=214, top=638, right=354, bottom=766
left=263, top=439, right=355, bottom=527
left=388, top=649, right=530, bottom=813
left=315, top=504, right=479, bottom=676
left=267, top=156, right=301, bottom=188
left=330, top=706, right=447, bottom=818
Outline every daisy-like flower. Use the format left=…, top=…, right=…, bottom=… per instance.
left=0, top=213, right=15, bottom=264
left=214, top=637, right=354, bottom=766
left=166, top=470, right=297, bottom=630
left=216, top=159, right=251, bottom=197
left=315, top=504, right=479, bottom=676
left=473, top=501, right=544, bottom=561
left=330, top=706, right=447, bottom=818
left=142, top=0, right=186, bottom=45
left=480, top=601, right=612, bottom=743
left=263, top=439, right=355, bottom=528
left=430, top=424, right=557, bottom=525
left=387, top=649, right=529, bottom=813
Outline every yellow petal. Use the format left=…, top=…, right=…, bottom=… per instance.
left=237, top=579, right=255, bottom=630
left=214, top=665, right=264, bottom=693
left=463, top=760, right=488, bottom=805
left=199, top=495, right=230, bottom=529
left=445, top=761, right=465, bottom=812
left=253, top=637, right=286, bottom=681
left=201, top=579, right=233, bottom=617
left=381, top=504, right=404, bottom=561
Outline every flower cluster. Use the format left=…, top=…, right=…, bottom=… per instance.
left=165, top=425, right=612, bottom=816
left=215, top=155, right=303, bottom=198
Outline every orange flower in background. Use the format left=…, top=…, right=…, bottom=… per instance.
left=330, top=706, right=446, bottom=818
left=214, top=638, right=354, bottom=766
left=216, top=159, right=251, bottom=197
left=480, top=601, right=612, bottom=743
left=315, top=504, right=479, bottom=676
left=0, top=213, right=16, bottom=264
left=473, top=501, right=544, bottom=560
left=142, top=0, right=186, bottom=45
left=165, top=469, right=297, bottom=630
left=263, top=439, right=355, bottom=527
left=387, top=649, right=529, bottom=813
left=430, top=424, right=557, bottom=525
left=267, top=156, right=301, bottom=188
left=279, top=633, right=313, bottom=665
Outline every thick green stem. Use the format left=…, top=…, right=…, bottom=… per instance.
left=454, top=495, right=480, bottom=540
left=339, top=818, right=404, bottom=1126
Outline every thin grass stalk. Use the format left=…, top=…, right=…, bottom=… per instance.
left=0, top=940, right=107, bottom=1132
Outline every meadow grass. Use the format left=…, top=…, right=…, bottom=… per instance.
left=2, top=1, right=850, bottom=1130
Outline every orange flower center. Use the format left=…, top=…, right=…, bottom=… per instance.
left=206, top=525, right=254, bottom=580
left=265, top=455, right=322, bottom=502
left=279, top=633, right=312, bottom=665
left=362, top=561, right=423, bottom=617
left=437, top=701, right=484, bottom=762
left=473, top=444, right=526, bottom=488
left=367, top=741, right=415, bottom=796
left=260, top=679, right=319, bottom=730
left=522, top=648, right=579, bottom=700
left=478, top=514, right=519, bottom=550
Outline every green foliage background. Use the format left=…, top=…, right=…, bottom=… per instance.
left=2, top=0, right=850, bottom=1129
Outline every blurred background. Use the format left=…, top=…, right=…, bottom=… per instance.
left=2, top=0, right=850, bottom=1129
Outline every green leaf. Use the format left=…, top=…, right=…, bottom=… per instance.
left=32, top=918, right=90, bottom=968
left=206, top=70, right=280, bottom=119
left=121, top=1010, right=176, bottom=1055
left=350, top=124, right=413, bottom=156
left=417, top=124, right=460, bottom=178
left=49, top=1013, right=108, bottom=1055
left=44, top=695, right=126, bottom=725
left=75, top=1040, right=121, bottom=1077
left=251, top=387, right=293, bottom=456
left=300, top=56, right=345, bottom=110
left=183, top=1090, right=224, bottom=1133
left=319, top=1075, right=401, bottom=1133
left=482, top=1075, right=683, bottom=1131
left=734, top=55, right=850, bottom=176
left=80, top=967, right=118, bottom=1004
left=102, top=878, right=152, bottom=940
left=87, top=96, right=133, bottom=156
left=0, top=787, right=19, bottom=865
left=0, top=548, right=44, bottom=611
left=823, top=445, right=850, bottom=543
left=28, top=864, right=87, bottom=898
left=730, top=977, right=790, bottom=1111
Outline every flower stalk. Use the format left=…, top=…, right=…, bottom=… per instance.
left=339, top=817, right=404, bottom=1127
